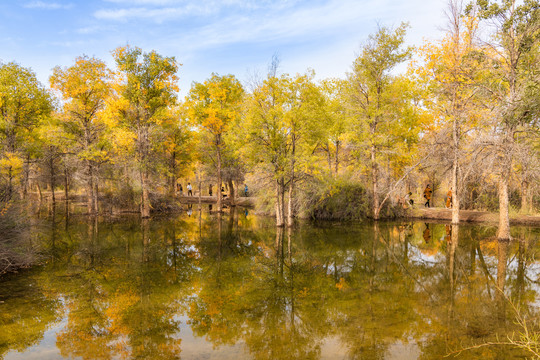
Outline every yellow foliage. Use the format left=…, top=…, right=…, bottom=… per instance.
left=0, top=153, right=23, bottom=177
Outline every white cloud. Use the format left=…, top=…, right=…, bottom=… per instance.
left=94, top=0, right=300, bottom=21
left=23, top=1, right=73, bottom=9
left=94, top=5, right=215, bottom=21
left=162, top=0, right=385, bottom=53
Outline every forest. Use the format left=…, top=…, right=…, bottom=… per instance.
left=1, top=0, right=539, bottom=247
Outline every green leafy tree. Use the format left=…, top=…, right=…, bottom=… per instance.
left=113, top=46, right=179, bottom=218
left=347, top=23, right=419, bottom=219
left=185, top=73, right=244, bottom=212
left=469, top=0, right=540, bottom=239
left=0, top=62, right=52, bottom=199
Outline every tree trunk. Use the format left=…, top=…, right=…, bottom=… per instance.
left=287, top=181, right=294, bottom=227
left=335, top=140, right=340, bottom=176
left=326, top=144, right=333, bottom=176
left=520, top=180, right=528, bottom=213
left=37, top=182, right=42, bottom=203
left=451, top=116, right=460, bottom=224
left=141, top=169, right=150, bottom=218
left=371, top=144, right=379, bottom=220
left=497, top=176, right=511, bottom=240
left=216, top=144, right=222, bottom=212
left=93, top=180, right=99, bottom=214
left=228, top=179, right=235, bottom=206
left=23, top=156, right=30, bottom=199
left=7, top=166, right=13, bottom=201
left=64, top=164, right=69, bottom=202
left=139, top=124, right=151, bottom=218
left=49, top=157, right=56, bottom=205
left=87, top=161, right=94, bottom=214
left=170, top=150, right=176, bottom=197
left=275, top=179, right=284, bottom=227
left=287, top=137, right=296, bottom=227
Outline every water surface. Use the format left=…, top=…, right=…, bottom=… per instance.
left=1, top=208, right=539, bottom=359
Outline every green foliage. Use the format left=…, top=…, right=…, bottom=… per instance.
left=297, top=177, right=370, bottom=220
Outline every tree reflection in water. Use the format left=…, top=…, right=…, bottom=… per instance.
left=0, top=210, right=539, bottom=359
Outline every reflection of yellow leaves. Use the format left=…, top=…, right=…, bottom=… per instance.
left=106, top=291, right=139, bottom=335
left=336, top=277, right=347, bottom=291
left=299, top=287, right=309, bottom=297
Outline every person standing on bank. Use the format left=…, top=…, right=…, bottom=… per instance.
left=423, top=185, right=432, bottom=208
left=187, top=182, right=193, bottom=196
left=446, top=188, right=453, bottom=208
left=208, top=184, right=213, bottom=196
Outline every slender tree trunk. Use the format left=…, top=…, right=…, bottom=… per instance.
left=335, top=140, right=340, bottom=176
left=37, top=182, right=42, bottom=203
left=7, top=167, right=13, bottom=200
left=276, top=179, right=284, bottom=227
left=287, top=182, right=294, bottom=227
left=497, top=176, right=511, bottom=240
left=64, top=164, right=69, bottom=202
left=140, top=124, right=151, bottom=218
left=228, top=179, right=235, bottom=206
left=326, top=144, right=333, bottom=176
left=497, top=133, right=513, bottom=240
left=49, top=156, right=56, bottom=205
left=520, top=180, right=528, bottom=213
left=216, top=143, right=222, bottom=212
left=451, top=117, right=460, bottom=224
left=170, top=150, right=177, bottom=197
left=141, top=169, right=150, bottom=218
left=93, top=180, right=99, bottom=214
left=287, top=138, right=296, bottom=227
left=23, top=155, right=30, bottom=199
left=371, top=144, right=380, bottom=220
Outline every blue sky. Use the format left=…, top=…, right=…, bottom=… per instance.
left=0, top=0, right=447, bottom=96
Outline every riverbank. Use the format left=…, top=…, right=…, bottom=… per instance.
left=176, top=195, right=255, bottom=207
left=407, top=207, right=540, bottom=226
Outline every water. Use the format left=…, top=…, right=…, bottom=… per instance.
left=0, top=207, right=539, bottom=359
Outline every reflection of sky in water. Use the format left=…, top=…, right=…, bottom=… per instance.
left=6, top=320, right=66, bottom=360
left=1, top=216, right=538, bottom=360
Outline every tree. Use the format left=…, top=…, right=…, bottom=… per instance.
left=185, top=73, right=244, bottom=212
left=317, top=79, right=350, bottom=177
left=0, top=62, right=52, bottom=200
left=50, top=56, right=112, bottom=214
left=417, top=1, right=485, bottom=223
left=113, top=46, right=179, bottom=218
left=470, top=0, right=540, bottom=239
left=244, top=63, right=321, bottom=227
left=347, top=23, right=417, bottom=219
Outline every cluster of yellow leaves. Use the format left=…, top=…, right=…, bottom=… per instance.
left=0, top=153, right=23, bottom=177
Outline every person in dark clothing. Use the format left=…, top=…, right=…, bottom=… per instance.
left=209, top=184, right=213, bottom=196
left=244, top=184, right=248, bottom=197
left=177, top=182, right=183, bottom=195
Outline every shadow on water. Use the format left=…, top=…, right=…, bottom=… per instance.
left=0, top=208, right=539, bottom=359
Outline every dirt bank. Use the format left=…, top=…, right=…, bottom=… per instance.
left=408, top=207, right=540, bottom=226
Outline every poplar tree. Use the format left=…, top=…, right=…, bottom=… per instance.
left=185, top=74, right=243, bottom=212
left=113, top=46, right=179, bottom=218
left=50, top=56, right=111, bottom=214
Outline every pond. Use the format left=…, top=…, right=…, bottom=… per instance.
left=0, top=207, right=539, bottom=359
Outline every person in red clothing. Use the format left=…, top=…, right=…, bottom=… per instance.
left=423, top=185, right=432, bottom=207
left=446, top=188, right=452, bottom=208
